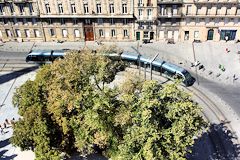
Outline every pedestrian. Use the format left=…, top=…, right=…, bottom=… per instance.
left=3, top=122, right=6, bottom=129
left=10, top=118, right=15, bottom=126
left=226, top=48, right=229, bottom=53
left=5, top=119, right=10, bottom=125
left=0, top=124, right=3, bottom=135
left=233, top=74, right=236, bottom=83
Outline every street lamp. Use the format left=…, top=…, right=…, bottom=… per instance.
left=192, top=41, right=199, bottom=85
left=137, top=40, right=141, bottom=75
left=150, top=53, right=159, bottom=80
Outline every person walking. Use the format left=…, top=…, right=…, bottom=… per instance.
left=0, top=124, right=4, bottom=135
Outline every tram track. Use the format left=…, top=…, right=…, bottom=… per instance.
left=186, top=86, right=237, bottom=159
left=0, top=59, right=38, bottom=72
left=127, top=66, right=239, bottom=159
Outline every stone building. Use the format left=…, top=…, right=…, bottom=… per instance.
left=0, top=0, right=239, bottom=42
left=179, top=0, right=240, bottom=42
left=134, top=0, right=158, bottom=41
left=0, top=0, right=42, bottom=42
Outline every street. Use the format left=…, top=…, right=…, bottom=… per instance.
left=0, top=43, right=240, bottom=159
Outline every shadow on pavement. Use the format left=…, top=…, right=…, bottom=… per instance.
left=187, top=122, right=240, bottom=160
left=0, top=138, right=10, bottom=149
left=0, top=150, right=17, bottom=160
left=0, top=66, right=39, bottom=85
left=0, top=138, right=17, bottom=160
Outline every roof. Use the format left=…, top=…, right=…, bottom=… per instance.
left=28, top=50, right=52, bottom=56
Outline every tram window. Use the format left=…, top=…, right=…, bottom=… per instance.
left=174, top=73, right=183, bottom=79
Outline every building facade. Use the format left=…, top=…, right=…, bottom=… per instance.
left=0, top=0, right=239, bottom=42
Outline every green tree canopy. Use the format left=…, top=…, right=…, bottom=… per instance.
left=11, top=47, right=207, bottom=160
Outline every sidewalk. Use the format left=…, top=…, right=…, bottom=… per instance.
left=0, top=41, right=240, bottom=85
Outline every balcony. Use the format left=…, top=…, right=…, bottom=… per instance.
left=158, top=12, right=182, bottom=18
left=138, top=26, right=144, bottom=29
left=147, top=3, right=153, bottom=6
left=146, top=26, right=153, bottom=30
left=138, top=3, right=144, bottom=7
left=194, top=0, right=238, bottom=3
left=158, top=0, right=183, bottom=4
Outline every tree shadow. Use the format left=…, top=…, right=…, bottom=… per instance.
left=0, top=66, right=39, bottom=85
left=0, top=150, right=17, bottom=160
left=0, top=138, right=10, bottom=149
left=187, top=122, right=240, bottom=160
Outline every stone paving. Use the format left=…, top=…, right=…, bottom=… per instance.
left=0, top=40, right=240, bottom=85
left=1, top=41, right=240, bottom=159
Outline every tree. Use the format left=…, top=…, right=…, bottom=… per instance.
left=11, top=46, right=207, bottom=160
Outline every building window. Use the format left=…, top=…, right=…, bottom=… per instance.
left=147, top=9, right=152, bottom=20
left=226, top=6, right=231, bottom=15
left=45, top=4, right=51, bottom=13
left=47, top=18, right=52, bottom=25
left=34, top=29, right=41, bottom=37
left=60, top=18, right=65, bottom=25
left=123, top=29, right=128, bottom=37
left=97, top=18, right=103, bottom=25
left=196, top=6, right=201, bottom=15
left=111, top=29, right=116, bottom=37
left=15, top=29, right=21, bottom=37
left=184, top=31, right=189, bottom=40
left=123, top=18, right=128, bottom=25
left=138, top=9, right=143, bottom=19
left=236, top=7, right=240, bottom=15
left=122, top=4, right=127, bottom=14
left=6, top=29, right=12, bottom=37
left=109, top=4, right=114, bottom=13
left=73, top=18, right=78, bottom=25
left=49, top=28, right=55, bottom=36
left=9, top=3, right=14, bottom=14
left=3, top=18, right=8, bottom=25
left=19, top=4, right=24, bottom=14
left=13, top=18, right=18, bottom=25
left=29, top=3, right=34, bottom=14
left=84, top=4, right=89, bottom=13
left=0, top=5, right=4, bottom=15
left=32, top=18, right=36, bottom=25
left=194, top=31, right=199, bottom=39
left=110, top=18, right=115, bottom=25
left=71, top=4, right=76, bottom=13
left=96, top=4, right=101, bottom=14
left=85, top=19, right=91, bottom=24
left=25, top=29, right=30, bottom=38
left=62, top=29, right=68, bottom=38
left=99, top=29, right=104, bottom=37
left=144, top=31, right=148, bottom=38
left=23, top=18, right=27, bottom=25
left=206, top=6, right=212, bottom=15
left=58, top=4, right=64, bottom=14
left=138, top=0, right=143, bottom=5
left=74, top=29, right=80, bottom=38
left=186, top=5, right=192, bottom=15
left=3, top=18, right=7, bottom=25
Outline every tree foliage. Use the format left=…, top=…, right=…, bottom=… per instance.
left=11, top=46, right=207, bottom=160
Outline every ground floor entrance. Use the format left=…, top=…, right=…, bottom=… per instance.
left=220, top=30, right=237, bottom=41
left=207, top=29, right=214, bottom=40
left=136, top=32, right=140, bottom=40
left=84, top=26, right=94, bottom=41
